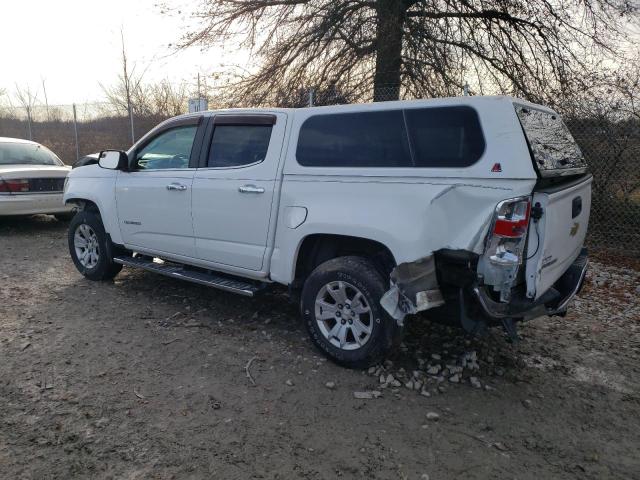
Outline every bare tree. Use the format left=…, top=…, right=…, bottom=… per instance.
left=0, top=88, right=10, bottom=117
left=173, top=0, right=639, bottom=102
left=14, top=85, right=39, bottom=139
left=101, top=29, right=190, bottom=123
left=102, top=76, right=190, bottom=118
left=100, top=30, right=145, bottom=141
left=149, top=80, right=190, bottom=116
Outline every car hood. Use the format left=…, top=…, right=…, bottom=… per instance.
left=0, top=164, right=71, bottom=179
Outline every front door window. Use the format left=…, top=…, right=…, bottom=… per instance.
left=135, top=126, right=197, bottom=170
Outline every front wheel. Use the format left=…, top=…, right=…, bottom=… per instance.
left=68, top=211, right=122, bottom=281
left=300, top=256, right=401, bottom=369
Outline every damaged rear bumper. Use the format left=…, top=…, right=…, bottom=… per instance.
left=381, top=248, right=588, bottom=327
left=473, top=248, right=588, bottom=320
left=380, top=255, right=444, bottom=324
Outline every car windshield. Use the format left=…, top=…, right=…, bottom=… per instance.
left=0, top=142, right=63, bottom=166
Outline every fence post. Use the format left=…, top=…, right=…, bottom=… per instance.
left=308, top=88, right=314, bottom=107
left=72, top=103, right=80, bottom=162
left=129, top=105, right=135, bottom=144
left=26, top=106, right=33, bottom=141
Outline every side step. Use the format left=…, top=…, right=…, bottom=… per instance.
left=113, top=255, right=266, bottom=297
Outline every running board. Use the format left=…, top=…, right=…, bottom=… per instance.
left=113, top=255, right=266, bottom=297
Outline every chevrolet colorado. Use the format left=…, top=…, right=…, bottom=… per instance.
left=63, top=96, right=591, bottom=367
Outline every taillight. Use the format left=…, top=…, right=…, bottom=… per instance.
left=0, top=179, right=29, bottom=194
left=493, top=199, right=531, bottom=238
left=485, top=197, right=531, bottom=266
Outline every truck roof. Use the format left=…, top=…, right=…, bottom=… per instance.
left=177, top=95, right=555, bottom=120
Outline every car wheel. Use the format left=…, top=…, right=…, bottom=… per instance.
left=68, top=211, right=122, bottom=281
left=301, top=256, right=401, bottom=368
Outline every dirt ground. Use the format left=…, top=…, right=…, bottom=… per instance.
left=1, top=216, right=639, bottom=480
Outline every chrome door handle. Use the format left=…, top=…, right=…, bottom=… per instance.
left=239, top=184, right=265, bottom=194
left=166, top=183, right=187, bottom=191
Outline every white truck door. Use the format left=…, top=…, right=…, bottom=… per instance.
left=116, top=117, right=203, bottom=258
left=191, top=113, right=287, bottom=271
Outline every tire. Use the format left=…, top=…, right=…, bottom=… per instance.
left=300, top=256, right=402, bottom=369
left=68, top=210, right=122, bottom=281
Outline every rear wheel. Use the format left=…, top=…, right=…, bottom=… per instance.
left=68, top=211, right=122, bottom=281
left=301, top=256, right=401, bottom=368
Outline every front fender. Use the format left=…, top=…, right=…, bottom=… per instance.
left=64, top=167, right=122, bottom=245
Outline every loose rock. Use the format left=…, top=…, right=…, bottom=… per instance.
left=353, top=391, right=382, bottom=399
left=426, top=365, right=441, bottom=375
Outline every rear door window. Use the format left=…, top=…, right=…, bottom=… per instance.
left=404, top=106, right=485, bottom=167
left=208, top=125, right=273, bottom=168
left=296, top=110, right=412, bottom=167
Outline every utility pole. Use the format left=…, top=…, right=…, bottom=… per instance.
left=72, top=103, right=80, bottom=161
left=42, top=78, right=50, bottom=121
left=121, top=29, right=135, bottom=144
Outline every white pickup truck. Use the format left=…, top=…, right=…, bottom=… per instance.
left=64, top=96, right=591, bottom=368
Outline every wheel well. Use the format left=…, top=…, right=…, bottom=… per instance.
left=293, top=234, right=396, bottom=287
left=67, top=199, right=100, bottom=215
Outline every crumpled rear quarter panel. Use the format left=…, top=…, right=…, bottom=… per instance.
left=270, top=176, right=536, bottom=284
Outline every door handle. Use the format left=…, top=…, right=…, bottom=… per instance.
left=239, top=184, right=265, bottom=194
left=166, top=183, right=187, bottom=191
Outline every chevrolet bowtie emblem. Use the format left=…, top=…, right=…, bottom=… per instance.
left=570, top=222, right=580, bottom=236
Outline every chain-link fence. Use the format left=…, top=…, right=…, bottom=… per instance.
left=1, top=89, right=638, bottom=255
left=0, top=103, right=170, bottom=164
left=567, top=117, right=640, bottom=254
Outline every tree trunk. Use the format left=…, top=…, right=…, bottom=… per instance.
left=374, top=0, right=406, bottom=102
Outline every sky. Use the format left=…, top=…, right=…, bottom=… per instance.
left=1, top=0, right=241, bottom=105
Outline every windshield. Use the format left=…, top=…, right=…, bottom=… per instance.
left=0, top=142, right=63, bottom=166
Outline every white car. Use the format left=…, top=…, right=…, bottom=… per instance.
left=63, top=96, right=591, bottom=367
left=0, top=137, right=73, bottom=218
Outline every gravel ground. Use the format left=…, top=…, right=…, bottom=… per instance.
left=1, top=215, right=639, bottom=480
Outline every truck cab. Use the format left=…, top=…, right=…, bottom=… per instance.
left=64, top=96, right=590, bottom=368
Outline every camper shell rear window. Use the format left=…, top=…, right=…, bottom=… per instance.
left=296, top=106, right=485, bottom=168
left=514, top=105, right=587, bottom=177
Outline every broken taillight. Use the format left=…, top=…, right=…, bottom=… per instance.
left=485, top=197, right=531, bottom=266
left=0, top=178, right=29, bottom=194
left=480, top=196, right=532, bottom=303
left=493, top=199, right=531, bottom=239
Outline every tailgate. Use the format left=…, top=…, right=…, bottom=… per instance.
left=525, top=175, right=592, bottom=299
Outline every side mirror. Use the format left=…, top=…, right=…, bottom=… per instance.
left=99, top=150, right=128, bottom=170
